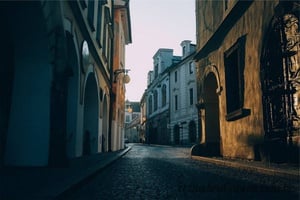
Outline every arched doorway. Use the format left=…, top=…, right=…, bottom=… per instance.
left=160, top=117, right=169, bottom=144
left=148, top=123, right=157, bottom=144
left=203, top=73, right=221, bottom=156
left=102, top=95, right=109, bottom=152
left=174, top=125, right=180, bottom=145
left=189, top=120, right=197, bottom=143
left=198, top=112, right=203, bottom=143
left=1, top=3, right=52, bottom=166
left=83, top=72, right=99, bottom=155
left=66, top=32, right=80, bottom=158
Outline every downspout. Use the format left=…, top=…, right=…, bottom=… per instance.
left=108, top=0, right=115, bottom=152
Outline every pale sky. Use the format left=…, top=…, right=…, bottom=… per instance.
left=125, top=0, right=196, bottom=101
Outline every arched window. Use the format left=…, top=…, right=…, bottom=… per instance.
left=189, top=120, right=197, bottom=143
left=154, top=90, right=158, bottom=111
left=148, top=96, right=153, bottom=114
left=162, top=84, right=167, bottom=106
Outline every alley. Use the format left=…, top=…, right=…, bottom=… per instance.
left=59, top=144, right=299, bottom=200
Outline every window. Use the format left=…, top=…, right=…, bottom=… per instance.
left=103, top=23, right=107, bottom=56
left=189, top=88, right=193, bottom=105
left=87, top=1, right=95, bottom=31
left=189, top=62, right=193, bottom=74
left=155, top=64, right=158, bottom=78
left=175, top=95, right=178, bottom=111
left=189, top=121, right=197, bottom=143
left=96, top=2, right=103, bottom=47
left=154, top=90, right=158, bottom=111
left=183, top=46, right=186, bottom=56
left=175, top=71, right=178, bottom=82
left=148, top=96, right=153, bottom=114
left=107, top=28, right=113, bottom=70
left=162, top=84, right=167, bottom=106
left=224, top=36, right=249, bottom=121
left=224, top=0, right=229, bottom=10
left=103, top=7, right=111, bottom=59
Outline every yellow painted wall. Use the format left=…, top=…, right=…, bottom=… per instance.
left=196, top=1, right=280, bottom=160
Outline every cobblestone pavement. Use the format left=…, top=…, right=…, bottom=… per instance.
left=59, top=144, right=299, bottom=200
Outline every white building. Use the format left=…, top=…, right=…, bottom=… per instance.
left=146, top=49, right=180, bottom=144
left=169, top=40, right=199, bottom=145
left=143, top=41, right=198, bottom=145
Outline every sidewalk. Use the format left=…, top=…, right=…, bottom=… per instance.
left=0, top=146, right=131, bottom=200
left=147, top=144, right=299, bottom=180
left=191, top=155, right=299, bottom=180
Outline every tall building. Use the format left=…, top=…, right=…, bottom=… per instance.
left=144, top=41, right=198, bottom=145
left=194, top=0, right=299, bottom=162
left=145, top=48, right=181, bottom=144
left=169, top=41, right=198, bottom=145
left=0, top=0, right=131, bottom=167
left=111, top=0, right=132, bottom=151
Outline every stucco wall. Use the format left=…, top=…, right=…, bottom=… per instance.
left=197, top=1, right=280, bottom=160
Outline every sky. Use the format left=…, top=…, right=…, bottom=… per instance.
left=125, top=0, right=196, bottom=101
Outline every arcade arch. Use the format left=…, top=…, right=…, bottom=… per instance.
left=203, top=72, right=221, bottom=156
left=83, top=72, right=99, bottom=155
left=1, top=4, right=52, bottom=166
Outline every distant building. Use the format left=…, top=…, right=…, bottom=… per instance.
left=125, top=101, right=141, bottom=143
left=194, top=0, right=299, bottom=163
left=145, top=49, right=179, bottom=144
left=140, top=92, right=147, bottom=143
left=144, top=41, right=198, bottom=145
left=169, top=40, right=198, bottom=145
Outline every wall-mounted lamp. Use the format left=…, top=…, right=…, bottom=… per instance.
left=127, top=106, right=133, bottom=113
left=114, top=69, right=131, bottom=84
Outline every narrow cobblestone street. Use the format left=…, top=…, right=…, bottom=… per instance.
left=59, top=144, right=299, bottom=200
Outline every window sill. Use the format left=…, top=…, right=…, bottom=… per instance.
left=226, top=108, right=250, bottom=121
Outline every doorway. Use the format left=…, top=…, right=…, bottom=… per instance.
left=83, top=72, right=99, bottom=155
left=203, top=73, right=221, bottom=156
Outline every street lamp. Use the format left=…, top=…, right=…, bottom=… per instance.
left=114, top=69, right=131, bottom=84
left=127, top=105, right=133, bottom=113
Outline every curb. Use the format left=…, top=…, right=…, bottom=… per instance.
left=54, top=146, right=132, bottom=199
left=191, top=155, right=299, bottom=180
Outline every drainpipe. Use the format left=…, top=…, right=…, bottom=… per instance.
left=108, top=0, right=115, bottom=152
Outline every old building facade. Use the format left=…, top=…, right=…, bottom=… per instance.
left=139, top=93, right=147, bottom=143
left=194, top=0, right=299, bottom=162
left=111, top=0, right=132, bottom=151
left=169, top=41, right=199, bottom=145
left=124, top=101, right=141, bottom=143
left=0, top=0, right=131, bottom=167
left=145, top=49, right=179, bottom=144
left=144, top=42, right=199, bottom=145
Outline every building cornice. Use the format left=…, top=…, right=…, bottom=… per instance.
left=114, top=0, right=132, bottom=44
left=194, top=1, right=253, bottom=61
left=168, top=51, right=196, bottom=72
